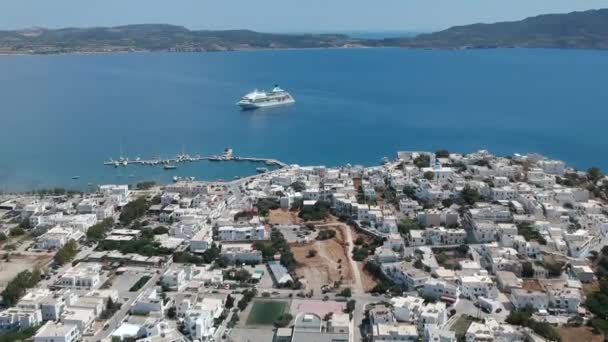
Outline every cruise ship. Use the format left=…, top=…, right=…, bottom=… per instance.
left=237, top=85, right=295, bottom=109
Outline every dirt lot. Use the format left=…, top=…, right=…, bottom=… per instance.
left=522, top=279, right=544, bottom=292
left=357, top=262, right=378, bottom=291
left=583, top=281, right=600, bottom=296
left=559, top=326, right=604, bottom=342
left=0, top=253, right=53, bottom=288
left=267, top=209, right=302, bottom=225
left=291, top=226, right=352, bottom=294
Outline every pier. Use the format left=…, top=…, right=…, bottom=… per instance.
left=102, top=153, right=287, bottom=168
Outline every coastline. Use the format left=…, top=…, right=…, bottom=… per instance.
left=2, top=44, right=608, bottom=57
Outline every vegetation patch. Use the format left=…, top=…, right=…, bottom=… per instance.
left=54, top=239, right=79, bottom=265
left=119, top=197, right=150, bottom=225
left=96, top=228, right=172, bottom=256
left=129, top=275, right=152, bottom=292
left=450, top=315, right=479, bottom=341
left=1, top=270, right=41, bottom=306
left=506, top=308, right=561, bottom=341
left=516, top=223, right=546, bottom=245
left=86, top=218, right=114, bottom=241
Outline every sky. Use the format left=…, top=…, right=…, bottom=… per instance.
left=0, top=0, right=606, bottom=32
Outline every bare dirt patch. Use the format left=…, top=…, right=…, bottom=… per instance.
left=357, top=262, right=378, bottom=291
left=0, top=253, right=53, bottom=287
left=522, top=279, right=544, bottom=292
left=583, top=281, right=600, bottom=296
left=559, top=326, right=603, bottom=342
left=291, top=226, right=352, bottom=294
left=267, top=209, right=301, bottom=225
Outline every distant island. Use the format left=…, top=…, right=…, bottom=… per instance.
left=1, top=8, right=607, bottom=54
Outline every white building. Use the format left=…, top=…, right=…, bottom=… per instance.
left=218, top=225, right=268, bottom=241
left=465, top=319, right=524, bottom=342
left=0, top=308, right=42, bottom=332
left=425, top=227, right=467, bottom=245
left=190, top=228, right=213, bottom=253
left=510, top=289, right=548, bottom=311
left=130, top=287, right=167, bottom=315
left=220, top=243, right=263, bottom=264
left=422, top=279, right=460, bottom=301
left=55, top=263, right=101, bottom=290
left=34, top=322, right=80, bottom=342
left=160, top=269, right=186, bottom=291
left=184, top=307, right=214, bottom=341
left=459, top=272, right=498, bottom=300
left=373, top=323, right=417, bottom=342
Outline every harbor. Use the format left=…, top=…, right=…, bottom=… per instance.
left=102, top=148, right=287, bottom=169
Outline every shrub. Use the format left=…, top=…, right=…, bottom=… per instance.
left=274, top=313, right=293, bottom=327
left=316, top=229, right=337, bottom=240
left=338, top=287, right=352, bottom=298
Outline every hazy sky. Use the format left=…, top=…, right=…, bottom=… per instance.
left=0, top=0, right=606, bottom=32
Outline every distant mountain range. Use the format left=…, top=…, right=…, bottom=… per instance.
left=1, top=9, right=607, bottom=54
left=389, top=8, right=608, bottom=49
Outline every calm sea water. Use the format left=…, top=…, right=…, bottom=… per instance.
left=0, top=48, right=607, bottom=192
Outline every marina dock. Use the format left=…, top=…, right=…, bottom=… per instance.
left=102, top=152, right=287, bottom=169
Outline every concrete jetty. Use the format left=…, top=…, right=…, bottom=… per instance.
left=103, top=154, right=287, bottom=168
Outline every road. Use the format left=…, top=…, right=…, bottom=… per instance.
left=342, top=224, right=364, bottom=295
left=85, top=271, right=162, bottom=342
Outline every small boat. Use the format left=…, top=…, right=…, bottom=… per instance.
left=222, top=148, right=233, bottom=159
left=72, top=176, right=80, bottom=180
left=256, top=167, right=268, bottom=173
left=114, top=161, right=119, bottom=168
left=164, top=165, right=177, bottom=170
left=172, top=176, right=181, bottom=182
left=209, top=156, right=221, bottom=161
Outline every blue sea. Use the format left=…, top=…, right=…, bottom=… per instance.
left=1, top=48, right=607, bottom=192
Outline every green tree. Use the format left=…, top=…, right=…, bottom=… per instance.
left=0, top=233, right=7, bottom=242
left=339, top=287, right=352, bottom=298
left=403, top=185, right=417, bottom=199
left=152, top=226, right=169, bottom=235
left=54, top=240, right=79, bottom=265
left=435, top=149, right=450, bottom=158
left=588, top=166, right=603, bottom=183
left=290, top=181, right=306, bottom=192
left=1, top=270, right=41, bottom=306
left=274, top=313, right=293, bottom=327
left=225, top=295, right=235, bottom=309
left=119, top=197, right=150, bottom=225
left=397, top=219, right=423, bottom=235
left=461, top=185, right=481, bottom=205
left=521, top=262, right=534, bottom=278
left=423, top=171, right=435, bottom=181
left=345, top=299, right=356, bottom=313
left=414, top=154, right=430, bottom=168
left=9, top=226, right=25, bottom=237
left=86, top=218, right=114, bottom=241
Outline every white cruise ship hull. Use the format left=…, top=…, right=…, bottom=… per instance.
left=237, top=97, right=295, bottom=110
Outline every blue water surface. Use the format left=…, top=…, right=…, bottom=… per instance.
left=0, top=48, right=606, bottom=191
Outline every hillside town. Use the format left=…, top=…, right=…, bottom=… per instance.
left=0, top=149, right=608, bottom=342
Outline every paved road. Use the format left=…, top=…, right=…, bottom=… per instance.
left=85, top=271, right=162, bottom=342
